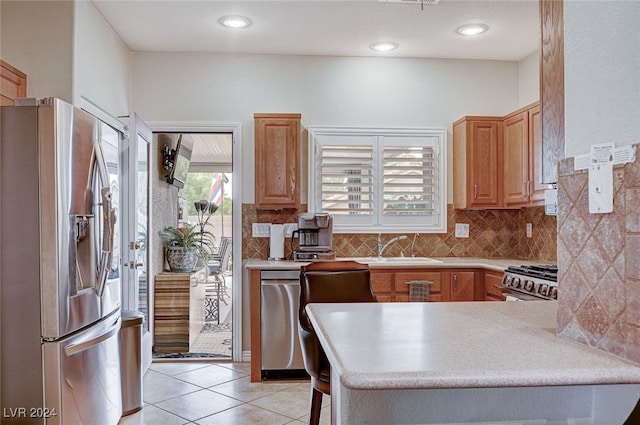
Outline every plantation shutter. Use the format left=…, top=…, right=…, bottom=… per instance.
left=382, top=145, right=436, bottom=217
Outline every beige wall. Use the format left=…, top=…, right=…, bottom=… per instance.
left=0, top=1, right=74, bottom=102
left=564, top=1, right=640, bottom=156
left=131, top=52, right=534, bottom=205
left=0, top=1, right=131, bottom=118
left=519, top=50, right=540, bottom=107
left=73, top=1, right=131, bottom=117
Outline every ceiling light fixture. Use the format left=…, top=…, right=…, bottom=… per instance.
left=370, top=41, right=399, bottom=52
left=218, top=15, right=252, bottom=29
left=456, top=24, right=489, bottom=36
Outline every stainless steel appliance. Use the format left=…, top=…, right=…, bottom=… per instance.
left=1, top=98, right=122, bottom=424
left=501, top=264, right=558, bottom=301
left=292, top=212, right=336, bottom=262
left=260, top=270, right=306, bottom=378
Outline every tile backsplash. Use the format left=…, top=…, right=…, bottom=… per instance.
left=556, top=149, right=640, bottom=365
left=242, top=204, right=557, bottom=262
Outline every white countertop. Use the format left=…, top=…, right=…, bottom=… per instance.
left=305, top=301, right=640, bottom=390
left=244, top=257, right=545, bottom=272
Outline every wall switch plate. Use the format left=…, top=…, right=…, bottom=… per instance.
left=455, top=223, right=469, bottom=238
left=526, top=223, right=533, bottom=238
left=252, top=223, right=271, bottom=237
left=283, top=223, right=298, bottom=238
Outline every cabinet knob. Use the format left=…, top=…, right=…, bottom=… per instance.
left=473, top=184, right=478, bottom=199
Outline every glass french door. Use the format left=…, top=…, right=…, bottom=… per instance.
left=123, top=114, right=152, bottom=370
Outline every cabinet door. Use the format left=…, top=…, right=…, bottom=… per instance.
left=254, top=114, right=301, bottom=208
left=528, top=105, right=546, bottom=204
left=469, top=120, right=502, bottom=207
left=0, top=60, right=27, bottom=106
left=395, top=271, right=442, bottom=302
left=449, top=271, right=475, bottom=301
left=371, top=271, right=394, bottom=302
left=484, top=271, right=505, bottom=301
left=503, top=111, right=530, bottom=206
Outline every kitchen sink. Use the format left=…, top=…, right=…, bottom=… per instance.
left=345, top=257, right=442, bottom=264
left=378, top=257, right=442, bottom=263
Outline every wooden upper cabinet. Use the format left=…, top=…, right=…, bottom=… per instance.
left=528, top=104, right=546, bottom=204
left=453, top=117, right=503, bottom=209
left=0, top=60, right=27, bottom=106
left=504, top=110, right=531, bottom=206
left=503, top=102, right=545, bottom=207
left=254, top=113, right=301, bottom=209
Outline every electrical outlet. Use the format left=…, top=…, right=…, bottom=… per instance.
left=526, top=223, right=533, bottom=238
left=455, top=223, right=469, bottom=238
left=283, top=223, right=298, bottom=238
left=252, top=223, right=271, bottom=237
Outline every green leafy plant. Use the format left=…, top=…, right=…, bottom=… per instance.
left=158, top=223, right=216, bottom=260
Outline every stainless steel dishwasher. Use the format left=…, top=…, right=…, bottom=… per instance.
left=260, top=270, right=306, bottom=378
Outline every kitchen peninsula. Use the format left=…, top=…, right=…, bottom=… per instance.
left=306, top=301, right=640, bottom=424
left=246, top=257, right=549, bottom=381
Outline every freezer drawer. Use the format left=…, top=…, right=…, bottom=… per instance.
left=260, top=277, right=305, bottom=372
left=42, top=314, right=123, bottom=425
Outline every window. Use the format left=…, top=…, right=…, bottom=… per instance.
left=309, top=127, right=447, bottom=233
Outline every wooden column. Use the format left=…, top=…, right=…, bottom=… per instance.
left=540, top=0, right=565, bottom=184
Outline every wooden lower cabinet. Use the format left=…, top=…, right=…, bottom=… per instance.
left=371, top=271, right=394, bottom=302
left=395, top=272, right=443, bottom=302
left=446, top=270, right=477, bottom=301
left=370, top=269, right=478, bottom=302
left=154, top=268, right=207, bottom=353
left=484, top=270, right=506, bottom=301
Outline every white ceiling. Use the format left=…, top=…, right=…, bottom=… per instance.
left=92, top=0, right=540, bottom=62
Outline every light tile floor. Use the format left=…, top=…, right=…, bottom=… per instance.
left=118, top=361, right=330, bottom=425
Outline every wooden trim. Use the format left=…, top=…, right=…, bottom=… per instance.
left=540, top=0, right=565, bottom=184
left=254, top=113, right=301, bottom=119
left=249, top=268, right=262, bottom=382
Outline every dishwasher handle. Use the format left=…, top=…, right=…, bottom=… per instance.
left=261, top=280, right=300, bottom=286
left=260, top=270, right=300, bottom=281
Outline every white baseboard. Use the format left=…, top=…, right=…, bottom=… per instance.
left=242, top=350, right=251, bottom=363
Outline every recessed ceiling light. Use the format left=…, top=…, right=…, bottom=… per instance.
left=456, top=24, right=489, bottom=36
left=218, top=15, right=252, bottom=29
left=370, top=42, right=399, bottom=52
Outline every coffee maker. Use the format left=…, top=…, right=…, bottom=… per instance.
left=292, top=212, right=336, bottom=261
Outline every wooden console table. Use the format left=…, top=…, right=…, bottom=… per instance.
left=154, top=267, right=207, bottom=353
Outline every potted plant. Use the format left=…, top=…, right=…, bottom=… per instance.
left=159, top=223, right=216, bottom=273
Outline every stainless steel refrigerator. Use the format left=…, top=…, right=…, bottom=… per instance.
left=1, top=98, right=123, bottom=424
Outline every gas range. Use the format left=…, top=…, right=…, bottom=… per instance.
left=501, top=264, right=558, bottom=301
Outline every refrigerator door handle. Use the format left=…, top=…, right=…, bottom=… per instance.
left=94, top=137, right=115, bottom=298
left=64, top=317, right=120, bottom=356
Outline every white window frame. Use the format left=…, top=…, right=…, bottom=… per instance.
left=308, top=126, right=447, bottom=233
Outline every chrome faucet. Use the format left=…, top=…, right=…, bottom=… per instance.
left=377, top=234, right=408, bottom=257
left=410, top=233, right=420, bottom=257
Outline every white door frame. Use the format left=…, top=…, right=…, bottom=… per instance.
left=126, top=114, right=153, bottom=370
left=148, top=122, right=243, bottom=362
